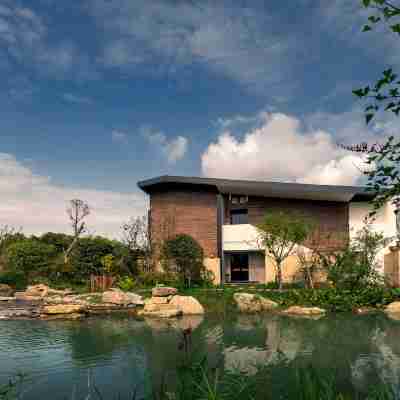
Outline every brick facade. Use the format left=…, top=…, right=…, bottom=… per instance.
left=225, top=196, right=349, bottom=251
left=150, top=189, right=218, bottom=258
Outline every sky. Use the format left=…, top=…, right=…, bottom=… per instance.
left=1, top=0, right=399, bottom=238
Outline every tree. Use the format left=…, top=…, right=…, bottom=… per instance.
left=161, top=234, right=204, bottom=287
left=121, top=215, right=152, bottom=273
left=349, top=1, right=400, bottom=213
left=64, top=199, right=90, bottom=264
left=257, top=212, right=314, bottom=290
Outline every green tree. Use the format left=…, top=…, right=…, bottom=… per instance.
left=351, top=1, right=400, bottom=213
left=5, top=239, right=57, bottom=280
left=161, top=234, right=204, bottom=287
left=257, top=212, right=313, bottom=290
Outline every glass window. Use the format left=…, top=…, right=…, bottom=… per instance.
left=230, top=209, right=248, bottom=224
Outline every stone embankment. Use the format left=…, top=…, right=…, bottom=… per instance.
left=0, top=285, right=145, bottom=320
left=0, top=284, right=205, bottom=320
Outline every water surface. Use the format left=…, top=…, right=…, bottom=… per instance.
left=1, top=312, right=400, bottom=398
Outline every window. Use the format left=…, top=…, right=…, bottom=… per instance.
left=230, top=209, right=248, bottom=224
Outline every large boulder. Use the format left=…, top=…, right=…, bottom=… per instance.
left=41, top=304, right=86, bottom=315
left=385, top=301, right=400, bottom=314
left=233, top=293, right=278, bottom=313
left=25, top=284, right=49, bottom=297
left=0, top=283, right=14, bottom=296
left=152, top=287, right=178, bottom=297
left=169, top=295, right=205, bottom=315
left=141, top=298, right=182, bottom=318
left=102, top=289, right=144, bottom=306
left=281, top=306, right=326, bottom=316
left=14, top=291, right=43, bottom=302
left=0, top=308, right=39, bottom=319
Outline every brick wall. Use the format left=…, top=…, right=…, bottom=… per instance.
left=150, top=189, right=218, bottom=257
left=225, top=195, right=349, bottom=251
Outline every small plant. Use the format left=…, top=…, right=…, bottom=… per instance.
left=118, top=275, right=136, bottom=291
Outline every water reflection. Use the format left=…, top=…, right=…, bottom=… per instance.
left=1, top=313, right=400, bottom=398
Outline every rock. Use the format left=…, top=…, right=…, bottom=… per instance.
left=149, top=296, right=170, bottom=304
left=41, top=304, right=86, bottom=315
left=25, top=284, right=50, bottom=297
left=0, top=283, right=14, bottom=296
left=14, top=292, right=43, bottom=302
left=0, top=296, right=15, bottom=301
left=233, top=293, right=278, bottom=313
left=102, top=289, right=144, bottom=306
left=40, top=313, right=84, bottom=320
left=353, top=307, right=377, bottom=315
left=139, top=308, right=182, bottom=318
left=152, top=286, right=178, bottom=297
left=141, top=298, right=182, bottom=318
left=0, top=308, right=39, bottom=319
left=385, top=301, right=400, bottom=314
left=281, top=306, right=326, bottom=316
left=169, top=295, right=205, bottom=315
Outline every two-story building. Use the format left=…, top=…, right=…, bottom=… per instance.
left=138, top=175, right=397, bottom=285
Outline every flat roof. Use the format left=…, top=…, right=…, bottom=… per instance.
left=137, top=175, right=375, bottom=202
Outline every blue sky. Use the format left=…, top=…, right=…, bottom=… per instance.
left=1, top=0, right=399, bottom=237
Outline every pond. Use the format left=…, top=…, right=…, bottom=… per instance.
left=1, top=312, right=400, bottom=399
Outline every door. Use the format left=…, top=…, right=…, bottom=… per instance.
left=230, top=253, right=249, bottom=282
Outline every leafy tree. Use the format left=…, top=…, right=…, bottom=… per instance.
left=39, top=232, right=73, bottom=253
left=70, top=236, right=115, bottom=281
left=257, top=212, right=314, bottom=290
left=5, top=239, right=57, bottom=280
left=161, top=234, right=204, bottom=287
left=321, top=220, right=389, bottom=289
left=350, top=1, right=400, bottom=213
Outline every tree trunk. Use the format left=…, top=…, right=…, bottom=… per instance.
left=63, top=236, right=79, bottom=264
left=277, top=263, right=283, bottom=290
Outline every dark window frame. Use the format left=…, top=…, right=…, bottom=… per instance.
left=230, top=208, right=248, bottom=225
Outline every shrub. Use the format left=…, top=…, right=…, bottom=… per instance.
left=264, top=286, right=398, bottom=312
left=0, top=270, right=27, bottom=289
left=161, top=234, right=205, bottom=288
left=322, top=221, right=387, bottom=290
left=5, top=239, right=57, bottom=280
left=117, top=275, right=136, bottom=291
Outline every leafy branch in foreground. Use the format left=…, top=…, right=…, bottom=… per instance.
left=354, top=1, right=400, bottom=124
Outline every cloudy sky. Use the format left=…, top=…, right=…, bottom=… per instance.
left=1, top=0, right=399, bottom=237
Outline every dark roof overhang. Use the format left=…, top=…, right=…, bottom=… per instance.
left=137, top=175, right=375, bottom=203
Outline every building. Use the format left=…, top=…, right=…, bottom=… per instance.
left=138, top=175, right=397, bottom=285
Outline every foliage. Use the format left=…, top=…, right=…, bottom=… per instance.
left=257, top=212, right=314, bottom=289
left=349, top=1, right=400, bottom=212
left=39, top=232, right=73, bottom=253
left=70, top=237, right=116, bottom=281
left=0, top=270, right=27, bottom=289
left=161, top=234, right=205, bottom=288
left=117, top=275, right=136, bottom=291
left=101, top=254, right=116, bottom=274
left=321, top=221, right=388, bottom=290
left=5, top=239, right=57, bottom=279
left=264, top=286, right=398, bottom=312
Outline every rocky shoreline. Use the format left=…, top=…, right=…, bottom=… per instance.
left=0, top=284, right=205, bottom=320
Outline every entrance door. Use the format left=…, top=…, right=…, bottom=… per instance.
left=230, top=253, right=249, bottom=282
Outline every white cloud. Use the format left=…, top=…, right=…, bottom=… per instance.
left=202, top=111, right=369, bottom=186
left=0, top=153, right=146, bottom=238
left=142, top=126, right=188, bottom=163
left=111, top=129, right=128, bottom=143
left=63, top=93, right=93, bottom=105
left=0, top=4, right=95, bottom=80
left=88, top=0, right=294, bottom=92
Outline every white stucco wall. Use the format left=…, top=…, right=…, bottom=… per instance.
left=222, top=224, right=261, bottom=251
left=349, top=201, right=397, bottom=273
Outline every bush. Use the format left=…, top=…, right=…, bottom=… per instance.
left=5, top=239, right=57, bottom=280
left=264, top=286, right=398, bottom=312
left=117, top=275, right=136, bottom=291
left=161, top=234, right=205, bottom=288
left=0, top=270, right=27, bottom=289
left=322, top=222, right=387, bottom=290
